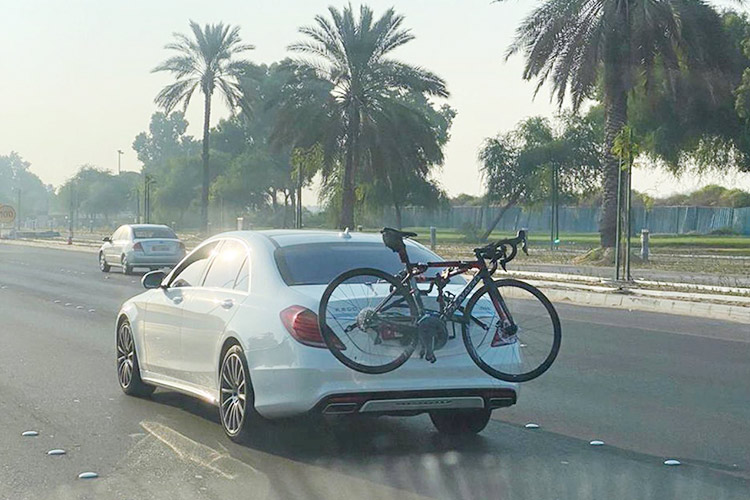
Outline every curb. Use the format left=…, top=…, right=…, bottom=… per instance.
left=534, top=285, right=750, bottom=325
left=0, top=239, right=98, bottom=254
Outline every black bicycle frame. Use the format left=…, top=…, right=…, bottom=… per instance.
left=393, top=250, right=516, bottom=330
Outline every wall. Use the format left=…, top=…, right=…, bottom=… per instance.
left=383, top=205, right=750, bottom=235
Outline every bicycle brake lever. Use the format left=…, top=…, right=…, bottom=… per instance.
left=500, top=261, right=507, bottom=272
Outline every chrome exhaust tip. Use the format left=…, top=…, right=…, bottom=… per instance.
left=323, top=402, right=360, bottom=415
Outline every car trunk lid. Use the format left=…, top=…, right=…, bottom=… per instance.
left=291, top=283, right=469, bottom=356
left=134, top=238, right=180, bottom=255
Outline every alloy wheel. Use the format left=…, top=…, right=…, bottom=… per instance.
left=220, top=352, right=247, bottom=436
left=117, top=322, right=135, bottom=389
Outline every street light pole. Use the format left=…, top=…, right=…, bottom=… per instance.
left=117, top=150, right=124, bottom=175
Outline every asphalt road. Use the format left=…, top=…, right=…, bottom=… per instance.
left=1, top=242, right=749, bottom=500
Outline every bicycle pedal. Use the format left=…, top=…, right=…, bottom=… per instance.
left=494, top=335, right=519, bottom=347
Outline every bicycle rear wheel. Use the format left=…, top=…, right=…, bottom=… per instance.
left=462, top=279, right=561, bottom=382
left=318, top=268, right=419, bottom=374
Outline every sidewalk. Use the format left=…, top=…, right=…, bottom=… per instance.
left=504, top=269, right=749, bottom=325
left=514, top=262, right=750, bottom=288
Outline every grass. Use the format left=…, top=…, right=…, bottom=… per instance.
left=393, top=227, right=750, bottom=256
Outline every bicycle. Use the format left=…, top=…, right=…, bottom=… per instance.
left=318, top=228, right=562, bottom=382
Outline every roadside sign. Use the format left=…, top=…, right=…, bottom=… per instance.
left=0, top=204, right=16, bottom=224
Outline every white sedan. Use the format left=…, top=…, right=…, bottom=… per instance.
left=116, top=230, right=518, bottom=441
left=100, top=224, right=185, bottom=274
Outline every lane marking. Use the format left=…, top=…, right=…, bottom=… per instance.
left=140, top=421, right=259, bottom=481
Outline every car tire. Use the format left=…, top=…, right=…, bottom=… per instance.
left=121, top=255, right=132, bottom=275
left=99, top=252, right=110, bottom=272
left=219, top=345, right=260, bottom=442
left=429, top=409, right=492, bottom=435
left=116, top=319, right=155, bottom=397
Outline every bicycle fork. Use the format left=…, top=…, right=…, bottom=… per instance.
left=485, top=278, right=518, bottom=346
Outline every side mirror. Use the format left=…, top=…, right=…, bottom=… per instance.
left=102, top=237, right=111, bottom=243
left=142, top=270, right=167, bottom=289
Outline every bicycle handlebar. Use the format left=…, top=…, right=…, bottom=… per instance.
left=474, top=230, right=528, bottom=271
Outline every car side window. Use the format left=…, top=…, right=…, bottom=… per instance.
left=170, top=241, right=219, bottom=288
left=233, top=257, right=249, bottom=292
left=203, top=240, right=247, bottom=290
left=115, top=227, right=130, bottom=240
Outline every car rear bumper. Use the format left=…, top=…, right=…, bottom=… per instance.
left=249, top=352, right=519, bottom=419
left=126, top=252, right=183, bottom=267
left=313, top=387, right=516, bottom=416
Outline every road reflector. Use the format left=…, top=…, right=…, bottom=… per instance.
left=664, top=459, right=681, bottom=466
left=78, top=472, right=98, bottom=479
left=21, top=431, right=38, bottom=437
left=589, top=440, right=604, bottom=446
left=525, top=423, right=540, bottom=429
left=47, top=449, right=66, bottom=456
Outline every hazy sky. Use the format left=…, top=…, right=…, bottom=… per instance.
left=2, top=0, right=749, bottom=197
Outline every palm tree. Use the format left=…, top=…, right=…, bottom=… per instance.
left=153, top=21, right=253, bottom=233
left=285, top=4, right=448, bottom=229
left=504, top=0, right=730, bottom=247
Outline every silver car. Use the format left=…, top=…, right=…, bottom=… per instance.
left=99, top=224, right=185, bottom=274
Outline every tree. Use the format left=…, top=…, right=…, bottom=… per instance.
left=479, top=115, right=601, bottom=241
left=153, top=21, right=254, bottom=233
left=658, top=184, right=750, bottom=207
left=0, top=152, right=51, bottom=219
left=281, top=4, right=449, bottom=229
left=503, top=0, right=733, bottom=247
left=132, top=111, right=196, bottom=167
left=363, top=96, right=455, bottom=228
left=56, top=166, right=136, bottom=225
left=625, top=11, right=750, bottom=175
left=211, top=63, right=302, bottom=226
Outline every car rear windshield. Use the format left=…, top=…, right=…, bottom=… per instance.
left=132, top=227, right=177, bottom=239
left=274, top=242, right=463, bottom=286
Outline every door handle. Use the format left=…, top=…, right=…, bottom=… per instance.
left=171, top=296, right=183, bottom=304
left=220, top=299, right=234, bottom=309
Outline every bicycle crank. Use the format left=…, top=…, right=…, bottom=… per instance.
left=417, top=315, right=448, bottom=363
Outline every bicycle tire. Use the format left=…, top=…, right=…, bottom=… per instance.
left=462, top=279, right=561, bottom=382
left=318, top=267, right=419, bottom=375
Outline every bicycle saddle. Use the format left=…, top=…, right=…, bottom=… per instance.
left=381, top=227, right=417, bottom=254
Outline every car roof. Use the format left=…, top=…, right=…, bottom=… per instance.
left=213, top=229, right=424, bottom=249
left=126, top=224, right=172, bottom=229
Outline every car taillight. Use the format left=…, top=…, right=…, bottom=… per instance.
left=280, top=306, right=326, bottom=348
left=133, top=242, right=144, bottom=252
left=280, top=306, right=346, bottom=350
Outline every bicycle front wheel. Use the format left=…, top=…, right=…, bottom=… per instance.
left=463, top=279, right=561, bottom=382
left=318, top=268, right=419, bottom=375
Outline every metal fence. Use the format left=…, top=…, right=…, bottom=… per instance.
left=383, top=205, right=750, bottom=235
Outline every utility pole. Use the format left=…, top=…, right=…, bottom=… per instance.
left=144, top=174, right=149, bottom=224
left=296, top=164, right=303, bottom=229
left=144, top=174, right=156, bottom=223
left=624, top=141, right=633, bottom=281
left=117, top=150, right=124, bottom=175
left=134, top=186, right=141, bottom=223
left=68, top=183, right=75, bottom=244
left=614, top=156, right=623, bottom=281
left=550, top=164, right=559, bottom=251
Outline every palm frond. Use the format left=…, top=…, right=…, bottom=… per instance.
left=154, top=78, right=200, bottom=113
left=153, top=20, right=254, bottom=115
